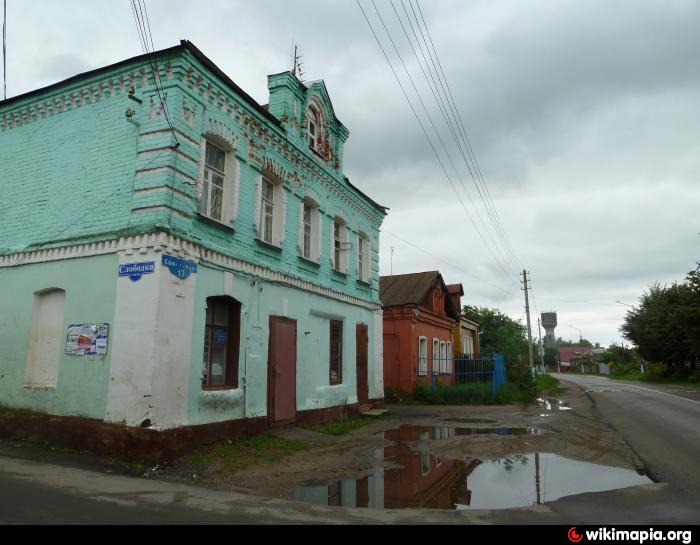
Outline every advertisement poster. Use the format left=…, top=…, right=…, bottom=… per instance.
left=65, top=324, right=110, bottom=356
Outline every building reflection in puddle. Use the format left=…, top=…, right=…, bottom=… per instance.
left=295, top=425, right=652, bottom=511
left=295, top=426, right=480, bottom=510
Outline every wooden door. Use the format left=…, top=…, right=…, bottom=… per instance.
left=268, top=317, right=297, bottom=425
left=356, top=324, right=369, bottom=405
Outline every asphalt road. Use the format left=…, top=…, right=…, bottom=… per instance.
left=553, top=374, right=700, bottom=493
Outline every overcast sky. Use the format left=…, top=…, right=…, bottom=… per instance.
left=4, top=0, right=699, bottom=347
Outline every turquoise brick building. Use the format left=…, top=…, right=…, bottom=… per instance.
left=0, top=41, right=387, bottom=435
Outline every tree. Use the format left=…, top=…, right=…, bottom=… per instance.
left=621, top=263, right=700, bottom=372
left=463, top=305, right=528, bottom=363
left=462, top=305, right=533, bottom=388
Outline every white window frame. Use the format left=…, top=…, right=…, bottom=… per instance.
left=447, top=341, right=453, bottom=374
left=198, top=138, right=239, bottom=224
left=261, top=178, right=275, bottom=244
left=418, top=336, right=428, bottom=377
left=306, top=99, right=326, bottom=155
left=357, top=233, right=371, bottom=283
left=254, top=174, right=286, bottom=247
left=331, top=218, right=349, bottom=273
left=307, top=107, right=320, bottom=151
left=298, top=199, right=321, bottom=263
left=432, top=339, right=440, bottom=376
left=440, top=341, right=447, bottom=374
left=420, top=431, right=431, bottom=476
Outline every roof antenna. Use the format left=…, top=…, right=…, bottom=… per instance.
left=292, top=43, right=305, bottom=82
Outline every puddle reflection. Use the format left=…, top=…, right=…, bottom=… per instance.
left=295, top=425, right=652, bottom=511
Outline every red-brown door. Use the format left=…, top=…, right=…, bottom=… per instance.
left=268, top=317, right=297, bottom=425
left=356, top=324, right=369, bottom=405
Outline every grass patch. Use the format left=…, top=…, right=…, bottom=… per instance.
left=536, top=374, right=566, bottom=396
left=312, top=417, right=375, bottom=436
left=412, top=381, right=538, bottom=405
left=186, top=435, right=311, bottom=475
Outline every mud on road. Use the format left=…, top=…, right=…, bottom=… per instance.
left=149, top=380, right=646, bottom=502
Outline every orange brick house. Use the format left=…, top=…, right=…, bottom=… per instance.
left=381, top=272, right=460, bottom=393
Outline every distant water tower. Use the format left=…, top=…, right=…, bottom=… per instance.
left=541, top=312, right=558, bottom=348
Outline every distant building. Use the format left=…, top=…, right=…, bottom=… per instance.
left=381, top=272, right=460, bottom=393
left=446, top=284, right=480, bottom=356
left=558, top=346, right=593, bottom=372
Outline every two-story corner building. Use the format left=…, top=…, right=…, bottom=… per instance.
left=0, top=40, right=387, bottom=447
left=380, top=272, right=460, bottom=394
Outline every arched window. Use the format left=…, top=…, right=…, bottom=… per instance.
left=306, top=99, right=327, bottom=156
left=307, top=106, right=320, bottom=151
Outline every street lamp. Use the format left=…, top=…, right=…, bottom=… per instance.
left=569, top=325, right=582, bottom=343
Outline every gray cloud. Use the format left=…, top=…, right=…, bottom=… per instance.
left=4, top=0, right=698, bottom=345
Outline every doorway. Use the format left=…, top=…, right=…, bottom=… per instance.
left=268, top=317, right=297, bottom=425
left=356, top=324, right=369, bottom=405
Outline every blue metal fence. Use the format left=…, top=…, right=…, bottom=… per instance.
left=418, top=354, right=507, bottom=398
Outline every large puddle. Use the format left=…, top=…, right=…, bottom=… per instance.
left=295, top=425, right=652, bottom=511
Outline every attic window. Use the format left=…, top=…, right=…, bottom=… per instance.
left=307, top=106, right=321, bottom=152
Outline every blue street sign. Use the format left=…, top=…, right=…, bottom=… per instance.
left=118, top=262, right=156, bottom=282
left=162, top=254, right=198, bottom=280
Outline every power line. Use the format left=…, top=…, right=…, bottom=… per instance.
left=386, top=0, right=522, bottom=275
left=384, top=0, right=523, bottom=276
left=411, top=0, right=524, bottom=272
left=383, top=228, right=517, bottom=297
left=128, top=0, right=179, bottom=147
left=392, top=0, right=521, bottom=275
left=357, top=0, right=516, bottom=282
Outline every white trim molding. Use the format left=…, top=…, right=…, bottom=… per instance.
left=0, top=232, right=381, bottom=311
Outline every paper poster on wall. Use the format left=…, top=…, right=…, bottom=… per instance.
left=65, top=324, right=110, bottom=356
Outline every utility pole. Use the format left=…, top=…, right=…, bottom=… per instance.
left=537, top=318, right=545, bottom=373
left=522, top=270, right=535, bottom=375
left=390, top=247, right=396, bottom=276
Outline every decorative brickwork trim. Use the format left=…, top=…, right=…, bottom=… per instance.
left=0, top=232, right=381, bottom=311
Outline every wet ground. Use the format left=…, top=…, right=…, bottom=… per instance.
left=3, top=377, right=698, bottom=524
left=294, top=425, right=651, bottom=511
left=154, top=379, right=648, bottom=508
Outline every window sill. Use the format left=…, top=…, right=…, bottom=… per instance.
left=332, top=269, right=348, bottom=279
left=329, top=380, right=343, bottom=387
left=255, top=238, right=283, bottom=252
left=202, top=385, right=239, bottom=393
left=196, top=213, right=236, bottom=234
left=298, top=255, right=321, bottom=268
left=356, top=279, right=371, bottom=288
